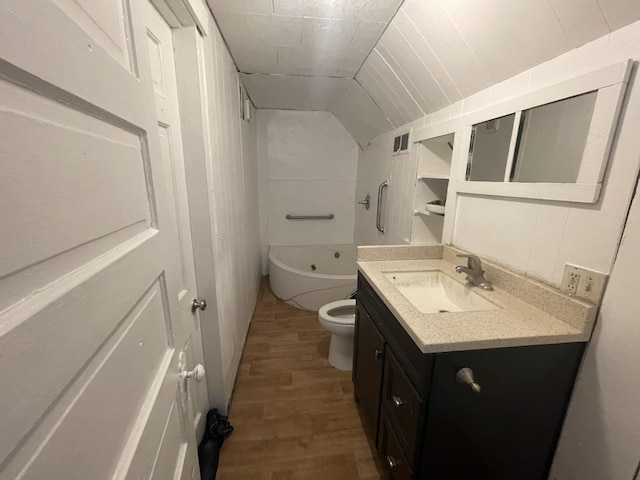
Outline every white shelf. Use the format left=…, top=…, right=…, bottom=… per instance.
left=418, top=173, right=450, bottom=181
left=414, top=207, right=445, bottom=218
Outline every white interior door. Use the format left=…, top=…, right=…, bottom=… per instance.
left=0, top=1, right=201, bottom=479
left=143, top=0, right=209, bottom=441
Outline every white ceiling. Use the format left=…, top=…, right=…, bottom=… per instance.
left=207, top=0, right=403, bottom=76
left=210, top=0, right=640, bottom=145
left=357, top=0, right=640, bottom=128
left=240, top=73, right=393, bottom=145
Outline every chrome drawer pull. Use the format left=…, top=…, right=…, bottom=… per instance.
left=392, top=395, right=406, bottom=407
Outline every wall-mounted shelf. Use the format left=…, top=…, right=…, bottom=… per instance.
left=418, top=173, right=450, bottom=181
left=414, top=207, right=445, bottom=217
left=410, top=132, right=454, bottom=244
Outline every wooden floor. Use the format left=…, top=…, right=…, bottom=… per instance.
left=216, top=280, right=383, bottom=480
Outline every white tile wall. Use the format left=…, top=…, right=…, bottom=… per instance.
left=258, top=110, right=359, bottom=249
left=354, top=133, right=392, bottom=245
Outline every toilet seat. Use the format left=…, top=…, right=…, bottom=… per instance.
left=318, top=299, right=356, bottom=326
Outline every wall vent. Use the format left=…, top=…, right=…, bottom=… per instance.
left=393, top=131, right=410, bottom=155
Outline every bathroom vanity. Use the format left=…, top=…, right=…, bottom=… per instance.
left=353, top=245, right=596, bottom=480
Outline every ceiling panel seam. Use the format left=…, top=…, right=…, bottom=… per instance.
left=357, top=69, right=402, bottom=127
left=358, top=67, right=404, bottom=126
left=434, top=0, right=491, bottom=85
left=365, top=53, right=413, bottom=122
left=398, top=10, right=463, bottom=101
left=368, top=49, right=424, bottom=121
left=352, top=0, right=407, bottom=79
left=375, top=39, right=433, bottom=113
left=348, top=77, right=395, bottom=129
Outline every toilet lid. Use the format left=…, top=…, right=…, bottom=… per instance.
left=318, top=299, right=356, bottom=325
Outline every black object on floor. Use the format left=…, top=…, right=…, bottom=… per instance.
left=198, top=409, right=233, bottom=480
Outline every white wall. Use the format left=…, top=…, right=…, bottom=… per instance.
left=354, top=130, right=419, bottom=247
left=257, top=109, right=358, bottom=250
left=199, top=13, right=261, bottom=406
left=354, top=133, right=391, bottom=246
left=357, top=21, right=640, bottom=289
left=549, top=179, right=640, bottom=480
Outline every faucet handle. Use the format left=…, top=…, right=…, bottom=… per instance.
left=456, top=254, right=481, bottom=268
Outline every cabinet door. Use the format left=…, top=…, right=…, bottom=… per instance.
left=420, top=343, right=584, bottom=480
left=382, top=349, right=425, bottom=465
left=353, top=303, right=386, bottom=436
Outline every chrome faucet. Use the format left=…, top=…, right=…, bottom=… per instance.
left=455, top=254, right=493, bottom=291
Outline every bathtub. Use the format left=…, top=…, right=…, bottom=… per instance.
left=268, top=244, right=358, bottom=311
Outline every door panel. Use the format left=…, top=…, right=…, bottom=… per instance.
left=143, top=0, right=208, bottom=438
left=0, top=1, right=201, bottom=479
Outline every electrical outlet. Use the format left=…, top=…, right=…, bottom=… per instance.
left=561, top=264, right=608, bottom=304
left=562, top=266, right=580, bottom=294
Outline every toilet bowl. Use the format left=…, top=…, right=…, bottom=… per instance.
left=318, top=299, right=356, bottom=371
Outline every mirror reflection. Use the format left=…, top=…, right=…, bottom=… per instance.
left=511, top=91, right=597, bottom=183
left=467, top=114, right=515, bottom=182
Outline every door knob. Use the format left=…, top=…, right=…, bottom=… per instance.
left=181, top=363, right=205, bottom=382
left=386, top=455, right=398, bottom=469
left=392, top=395, right=406, bottom=407
left=375, top=349, right=384, bottom=360
left=456, top=367, right=481, bottom=393
left=191, top=298, right=207, bottom=312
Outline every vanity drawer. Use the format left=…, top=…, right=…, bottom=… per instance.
left=382, top=349, right=425, bottom=464
left=378, top=409, right=413, bottom=480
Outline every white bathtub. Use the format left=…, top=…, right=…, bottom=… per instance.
left=268, top=244, right=358, bottom=311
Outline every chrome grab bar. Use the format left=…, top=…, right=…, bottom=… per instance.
left=376, top=180, right=388, bottom=233
left=286, top=214, right=335, bottom=220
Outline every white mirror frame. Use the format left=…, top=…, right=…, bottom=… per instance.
left=414, top=60, right=632, bottom=203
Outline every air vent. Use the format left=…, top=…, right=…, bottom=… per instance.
left=392, top=131, right=410, bottom=156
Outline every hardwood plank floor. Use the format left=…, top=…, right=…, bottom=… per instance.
left=216, top=279, right=383, bottom=480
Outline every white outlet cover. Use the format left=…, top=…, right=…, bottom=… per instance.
left=561, top=264, right=608, bottom=304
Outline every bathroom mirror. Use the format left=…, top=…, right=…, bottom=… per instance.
left=467, top=114, right=516, bottom=182
left=510, top=92, right=597, bottom=183
left=454, top=60, right=632, bottom=203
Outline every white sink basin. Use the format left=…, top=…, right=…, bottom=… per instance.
left=382, top=270, right=499, bottom=314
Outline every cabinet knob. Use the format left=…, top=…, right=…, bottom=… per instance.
left=386, top=455, right=398, bottom=469
left=375, top=349, right=384, bottom=360
left=392, top=395, right=406, bottom=407
left=456, top=367, right=481, bottom=393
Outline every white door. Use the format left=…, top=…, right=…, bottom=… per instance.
left=143, top=0, right=209, bottom=440
left=0, top=1, right=201, bottom=479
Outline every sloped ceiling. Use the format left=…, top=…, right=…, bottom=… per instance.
left=358, top=0, right=640, bottom=128
left=212, top=0, right=640, bottom=143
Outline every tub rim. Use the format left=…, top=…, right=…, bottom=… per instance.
left=268, top=245, right=357, bottom=282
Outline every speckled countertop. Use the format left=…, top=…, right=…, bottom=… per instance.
left=357, top=245, right=597, bottom=354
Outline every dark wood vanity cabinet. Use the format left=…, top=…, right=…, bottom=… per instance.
left=353, top=273, right=585, bottom=480
left=353, top=302, right=386, bottom=433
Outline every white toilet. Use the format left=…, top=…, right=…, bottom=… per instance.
left=318, top=299, right=356, bottom=371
